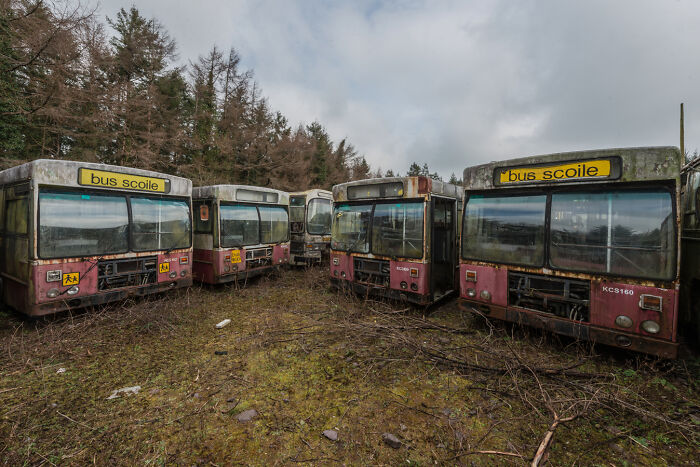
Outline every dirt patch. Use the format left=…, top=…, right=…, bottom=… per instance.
left=0, top=267, right=698, bottom=465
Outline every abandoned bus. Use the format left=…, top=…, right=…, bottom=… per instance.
left=460, top=147, right=681, bottom=358
left=330, top=176, right=463, bottom=305
left=0, top=159, right=193, bottom=317
left=192, top=185, right=290, bottom=284
left=289, top=189, right=333, bottom=265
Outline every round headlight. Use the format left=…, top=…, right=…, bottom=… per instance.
left=400, top=281, right=408, bottom=289
left=410, top=283, right=418, bottom=291
left=66, top=286, right=79, bottom=295
left=333, top=270, right=338, bottom=276
left=47, top=288, right=59, bottom=298
left=615, top=315, right=633, bottom=328
left=467, top=288, right=476, bottom=298
left=641, top=320, right=661, bottom=334
left=224, top=265, right=231, bottom=273
left=341, top=271, right=346, bottom=278
left=180, top=270, right=187, bottom=277
left=480, top=290, right=491, bottom=301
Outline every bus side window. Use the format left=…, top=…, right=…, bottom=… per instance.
left=4, top=196, right=28, bottom=236
left=194, top=201, right=213, bottom=234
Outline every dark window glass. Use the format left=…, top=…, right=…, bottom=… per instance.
left=307, top=198, right=332, bottom=235
left=39, top=191, right=128, bottom=258
left=347, top=182, right=403, bottom=200
left=259, top=206, right=289, bottom=243
left=193, top=201, right=213, bottom=234
left=331, top=204, right=372, bottom=253
left=131, top=198, right=191, bottom=251
left=5, top=197, right=28, bottom=235
left=220, top=204, right=259, bottom=247
left=462, top=194, right=546, bottom=266
left=550, top=190, right=674, bottom=280
left=371, top=202, right=424, bottom=258
left=289, top=196, right=306, bottom=233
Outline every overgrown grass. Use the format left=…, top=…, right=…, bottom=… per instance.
left=0, top=268, right=698, bottom=465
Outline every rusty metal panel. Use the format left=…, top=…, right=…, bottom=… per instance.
left=389, top=261, right=428, bottom=295
left=332, top=176, right=463, bottom=201
left=459, top=263, right=508, bottom=306
left=193, top=184, right=290, bottom=205
left=0, top=159, right=192, bottom=197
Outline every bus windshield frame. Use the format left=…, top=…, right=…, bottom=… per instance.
left=37, top=188, right=191, bottom=260
left=219, top=201, right=289, bottom=248
left=461, top=185, right=677, bottom=281
left=332, top=199, right=425, bottom=259
left=306, top=197, right=332, bottom=236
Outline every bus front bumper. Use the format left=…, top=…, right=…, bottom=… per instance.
left=330, top=277, right=433, bottom=305
left=459, top=299, right=679, bottom=359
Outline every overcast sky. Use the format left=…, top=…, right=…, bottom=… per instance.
left=96, top=0, right=700, bottom=179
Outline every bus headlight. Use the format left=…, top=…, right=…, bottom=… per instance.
left=641, top=320, right=661, bottom=334
left=46, top=270, right=62, bottom=282
left=341, top=271, right=346, bottom=278
left=333, top=258, right=339, bottom=265
left=66, top=286, right=79, bottom=295
left=480, top=290, right=491, bottom=301
left=169, top=271, right=177, bottom=279
left=224, top=265, right=230, bottom=273
left=180, top=270, right=187, bottom=277
left=615, top=315, right=633, bottom=328
left=467, top=288, right=476, bottom=297
left=400, top=281, right=408, bottom=289
left=47, top=288, right=59, bottom=298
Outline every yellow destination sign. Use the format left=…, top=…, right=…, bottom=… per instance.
left=79, top=168, right=169, bottom=193
left=498, top=159, right=612, bottom=184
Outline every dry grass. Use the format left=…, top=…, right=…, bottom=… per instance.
left=0, top=267, right=698, bottom=465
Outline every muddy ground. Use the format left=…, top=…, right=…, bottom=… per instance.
left=0, top=267, right=698, bottom=465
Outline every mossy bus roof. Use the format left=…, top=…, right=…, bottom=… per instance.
left=332, top=176, right=463, bottom=201
left=192, top=184, right=290, bottom=205
left=462, top=146, right=682, bottom=190
left=0, top=159, right=192, bottom=196
left=289, top=189, right=332, bottom=199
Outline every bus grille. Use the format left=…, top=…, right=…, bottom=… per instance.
left=98, top=257, right=157, bottom=290
left=245, top=248, right=273, bottom=269
left=354, top=258, right=390, bottom=287
left=291, top=241, right=304, bottom=254
left=508, top=272, right=590, bottom=322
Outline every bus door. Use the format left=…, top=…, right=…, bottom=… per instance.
left=2, top=183, right=30, bottom=309
left=430, top=197, right=455, bottom=299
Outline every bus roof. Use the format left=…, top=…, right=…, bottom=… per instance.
left=333, top=176, right=463, bottom=202
left=463, top=146, right=682, bottom=190
left=290, top=189, right=332, bottom=199
left=0, top=159, right=192, bottom=196
left=193, top=184, right=290, bottom=205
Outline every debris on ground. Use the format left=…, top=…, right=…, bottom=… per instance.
left=382, top=433, right=402, bottom=449
left=106, top=386, right=141, bottom=400
left=56, top=368, right=66, bottom=374
left=322, top=429, right=338, bottom=441
left=236, top=409, right=258, bottom=422
left=215, top=319, right=231, bottom=329
left=214, top=350, right=228, bottom=355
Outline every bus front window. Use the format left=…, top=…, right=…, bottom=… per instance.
left=332, top=204, right=372, bottom=253
left=307, top=198, right=332, bottom=235
left=371, top=202, right=424, bottom=258
left=39, top=191, right=129, bottom=258
left=259, top=206, right=289, bottom=243
left=220, top=204, right=259, bottom=247
left=462, top=194, right=547, bottom=266
left=289, top=196, right=306, bottom=233
left=550, top=190, right=674, bottom=280
left=131, top=198, right=191, bottom=251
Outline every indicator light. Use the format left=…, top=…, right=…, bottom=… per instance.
left=46, top=270, right=62, bottom=282
left=639, top=294, right=662, bottom=312
left=179, top=257, right=189, bottom=264
left=66, top=286, right=79, bottom=295
left=465, top=270, right=477, bottom=282
left=615, top=315, right=633, bottom=328
left=641, top=320, right=661, bottom=334
left=410, top=268, right=419, bottom=278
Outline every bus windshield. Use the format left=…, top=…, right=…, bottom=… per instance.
left=307, top=198, right=332, bottom=235
left=371, top=202, right=424, bottom=258
left=259, top=206, right=289, bottom=243
left=220, top=204, right=259, bottom=247
left=550, top=190, right=674, bottom=280
left=131, top=197, right=191, bottom=251
left=38, top=191, right=129, bottom=258
left=332, top=204, right=372, bottom=253
left=462, top=194, right=547, bottom=267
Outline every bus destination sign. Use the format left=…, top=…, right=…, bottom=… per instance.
left=495, top=158, right=618, bottom=186
left=78, top=168, right=170, bottom=193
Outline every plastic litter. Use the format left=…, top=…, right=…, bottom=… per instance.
left=107, top=385, right=141, bottom=400
left=215, top=319, right=231, bottom=329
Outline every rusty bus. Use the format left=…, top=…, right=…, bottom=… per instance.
left=0, top=160, right=193, bottom=316
left=192, top=185, right=290, bottom=284
left=679, top=157, right=700, bottom=350
left=289, top=189, right=332, bottom=265
left=330, top=176, right=463, bottom=305
left=459, top=147, right=682, bottom=358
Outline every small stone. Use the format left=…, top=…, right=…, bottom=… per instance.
left=382, top=433, right=402, bottom=449
left=214, top=350, right=228, bottom=355
left=236, top=409, right=258, bottom=422
left=322, top=429, right=338, bottom=441
left=56, top=367, right=66, bottom=374
left=611, top=443, right=625, bottom=455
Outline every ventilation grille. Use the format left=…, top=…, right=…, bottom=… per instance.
left=508, top=272, right=590, bottom=322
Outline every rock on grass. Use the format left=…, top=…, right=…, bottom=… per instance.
left=382, top=433, right=402, bottom=449
left=322, top=429, right=338, bottom=441
left=236, top=409, right=258, bottom=422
